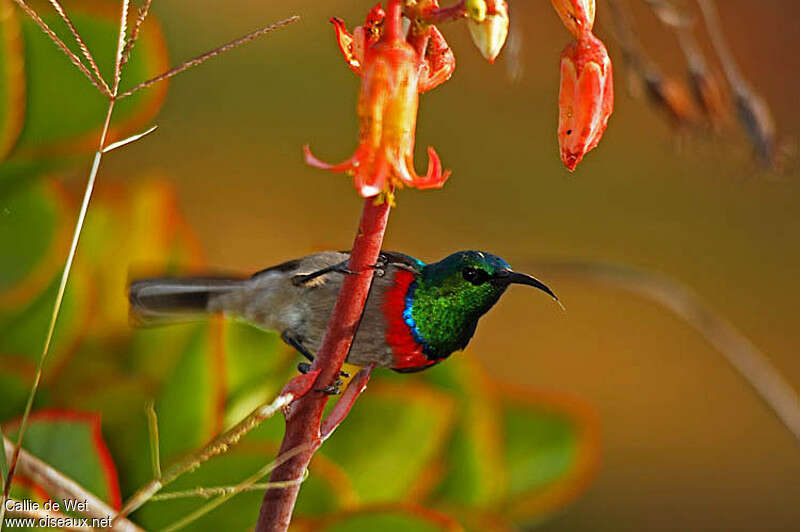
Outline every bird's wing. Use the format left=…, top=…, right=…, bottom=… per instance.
left=380, top=251, right=425, bottom=273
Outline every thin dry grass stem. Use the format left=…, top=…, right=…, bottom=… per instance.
left=47, top=0, right=110, bottom=95
left=11, top=0, right=111, bottom=97
left=102, top=125, right=158, bottom=153
left=0, top=99, right=118, bottom=532
left=161, top=447, right=309, bottom=532
left=538, top=261, right=800, bottom=445
left=120, top=0, right=152, bottom=69
left=117, top=15, right=300, bottom=100
left=151, top=471, right=310, bottom=502
left=696, top=0, right=775, bottom=164
left=2, top=3, right=130, bottom=524
left=3, top=437, right=143, bottom=532
left=115, top=391, right=297, bottom=521
left=2, top=3, right=299, bottom=529
left=145, top=400, right=162, bottom=479
left=112, top=0, right=129, bottom=94
left=606, top=0, right=653, bottom=83
left=694, top=0, right=741, bottom=87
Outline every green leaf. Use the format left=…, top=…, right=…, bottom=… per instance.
left=418, top=356, right=599, bottom=526
left=499, top=389, right=600, bottom=525
left=0, top=181, right=62, bottom=297
left=0, top=422, right=8, bottom=492
left=9, top=410, right=122, bottom=509
left=324, top=513, right=441, bottom=532
left=320, top=381, right=455, bottom=504
left=298, top=505, right=460, bottom=532
left=422, top=356, right=505, bottom=507
left=0, top=369, right=30, bottom=422
left=8, top=2, right=168, bottom=159
left=155, top=323, right=221, bottom=462
left=222, top=321, right=289, bottom=428
left=505, top=405, right=576, bottom=495
left=224, top=321, right=284, bottom=398
left=0, top=0, right=25, bottom=161
left=0, top=264, right=90, bottom=369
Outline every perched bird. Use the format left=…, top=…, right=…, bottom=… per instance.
left=129, top=250, right=559, bottom=374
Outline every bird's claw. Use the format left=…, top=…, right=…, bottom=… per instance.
left=298, top=362, right=349, bottom=380
left=316, top=378, right=343, bottom=395
left=368, top=254, right=388, bottom=277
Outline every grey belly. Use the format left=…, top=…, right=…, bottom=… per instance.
left=299, top=287, right=395, bottom=369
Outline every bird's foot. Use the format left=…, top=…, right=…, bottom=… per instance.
left=297, top=362, right=349, bottom=379
left=368, top=254, right=388, bottom=277
left=316, top=378, right=343, bottom=395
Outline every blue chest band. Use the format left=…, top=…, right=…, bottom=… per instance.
left=403, top=281, right=431, bottom=355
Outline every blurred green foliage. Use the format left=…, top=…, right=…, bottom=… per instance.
left=0, top=2, right=600, bottom=530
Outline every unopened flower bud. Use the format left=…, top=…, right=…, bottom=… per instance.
left=466, top=0, right=487, bottom=23
left=558, top=32, right=613, bottom=171
left=467, top=0, right=509, bottom=63
left=550, top=0, right=595, bottom=38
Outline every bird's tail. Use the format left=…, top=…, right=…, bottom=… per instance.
left=129, top=277, right=243, bottom=325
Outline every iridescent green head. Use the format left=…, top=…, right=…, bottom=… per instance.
left=409, top=251, right=559, bottom=359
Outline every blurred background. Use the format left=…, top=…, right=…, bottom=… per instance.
left=2, top=0, right=799, bottom=530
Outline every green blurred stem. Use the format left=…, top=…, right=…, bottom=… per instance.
left=161, top=451, right=308, bottom=532
left=145, top=401, right=161, bottom=479
left=114, top=390, right=298, bottom=521
left=150, top=474, right=308, bottom=501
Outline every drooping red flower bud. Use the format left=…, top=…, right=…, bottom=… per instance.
left=558, top=32, right=613, bottom=171
left=550, top=0, right=595, bottom=38
left=305, top=1, right=455, bottom=201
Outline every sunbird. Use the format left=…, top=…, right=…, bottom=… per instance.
left=129, top=251, right=559, bottom=375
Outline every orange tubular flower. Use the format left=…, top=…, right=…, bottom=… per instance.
left=558, top=32, right=613, bottom=171
left=304, top=1, right=455, bottom=200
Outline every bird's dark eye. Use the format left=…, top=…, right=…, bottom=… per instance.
left=462, top=267, right=489, bottom=285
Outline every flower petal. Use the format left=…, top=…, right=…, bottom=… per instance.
left=304, top=144, right=355, bottom=172
left=331, top=18, right=362, bottom=74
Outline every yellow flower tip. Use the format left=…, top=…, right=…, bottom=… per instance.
left=467, top=0, right=509, bottom=62
left=466, top=0, right=488, bottom=23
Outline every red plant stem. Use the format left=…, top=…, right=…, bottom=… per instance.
left=412, top=0, right=467, bottom=25
left=255, top=197, right=392, bottom=532
left=384, top=0, right=403, bottom=41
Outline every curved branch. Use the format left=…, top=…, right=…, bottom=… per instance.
left=536, top=260, right=800, bottom=444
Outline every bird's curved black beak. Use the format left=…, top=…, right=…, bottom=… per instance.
left=493, top=269, right=563, bottom=308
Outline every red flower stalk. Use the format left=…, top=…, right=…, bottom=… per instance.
left=550, top=0, right=596, bottom=38
left=304, top=1, right=455, bottom=201
left=558, top=32, right=614, bottom=171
